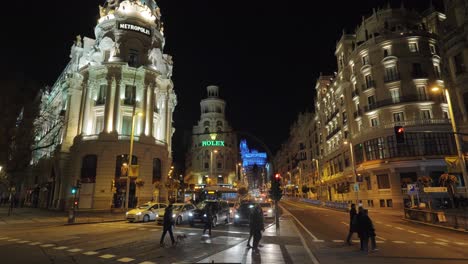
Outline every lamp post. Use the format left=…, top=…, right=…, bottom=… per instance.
left=312, top=158, right=320, bottom=200
left=432, top=86, right=468, bottom=190
left=344, top=140, right=358, bottom=204
left=210, top=150, right=218, bottom=186
left=124, top=111, right=143, bottom=210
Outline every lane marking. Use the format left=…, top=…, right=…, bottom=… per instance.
left=352, top=240, right=360, bottom=243
left=68, top=248, right=82, bottom=252
left=376, top=221, right=383, bottom=224
left=54, top=246, right=68, bottom=250
left=341, top=222, right=349, bottom=226
left=150, top=229, right=158, bottom=232
left=17, top=240, right=31, bottom=244
left=455, top=242, right=467, bottom=246
left=100, top=254, right=116, bottom=259
left=139, top=262, right=157, bottom=264
left=287, top=210, right=321, bottom=264
left=392, top=241, right=406, bottom=244
left=279, top=205, right=321, bottom=241
left=312, top=240, right=325, bottom=242
left=0, top=237, right=10, bottom=240
left=29, top=242, right=42, bottom=245
left=419, top=234, right=431, bottom=237
left=408, top=230, right=417, bottom=234
left=40, top=244, right=55, bottom=248
left=385, top=224, right=393, bottom=227
left=137, top=228, right=146, bottom=231
left=118, top=257, right=135, bottom=262
left=437, top=238, right=450, bottom=242
left=414, top=241, right=427, bottom=244
left=395, top=227, right=405, bottom=230
left=332, top=240, right=344, bottom=243
left=7, top=239, right=20, bottom=242
left=376, top=236, right=386, bottom=241
left=83, top=251, right=99, bottom=256
left=433, top=242, right=448, bottom=246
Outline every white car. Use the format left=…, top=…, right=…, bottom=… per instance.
left=126, top=202, right=167, bottom=222
left=260, top=202, right=274, bottom=218
left=157, top=203, right=197, bottom=225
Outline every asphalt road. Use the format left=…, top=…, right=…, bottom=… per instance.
left=280, top=199, right=468, bottom=264
left=0, top=218, right=273, bottom=264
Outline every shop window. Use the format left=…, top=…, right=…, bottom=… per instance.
left=379, top=199, right=386, bottom=207
left=152, top=158, right=162, bottom=183
left=81, top=155, right=97, bottom=183
left=386, top=199, right=393, bottom=207
left=377, top=174, right=390, bottom=189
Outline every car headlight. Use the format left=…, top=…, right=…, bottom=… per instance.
left=189, top=213, right=193, bottom=217
left=172, top=214, right=176, bottom=218
left=136, top=212, right=142, bottom=216
left=203, top=214, right=207, bottom=217
left=125, top=212, right=129, bottom=215
left=268, top=209, right=272, bottom=213
left=235, top=214, right=239, bottom=218
left=156, top=214, right=159, bottom=218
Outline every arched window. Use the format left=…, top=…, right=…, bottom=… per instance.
left=153, top=158, right=162, bottom=183
left=204, top=121, right=210, bottom=127
left=81, top=155, right=97, bottom=183
left=216, top=121, right=223, bottom=127
left=115, top=154, right=138, bottom=177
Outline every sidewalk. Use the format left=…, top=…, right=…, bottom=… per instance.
left=0, top=206, right=125, bottom=225
left=196, top=214, right=318, bottom=264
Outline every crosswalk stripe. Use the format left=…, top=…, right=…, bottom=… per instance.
left=137, top=228, right=146, bottom=231
left=40, top=244, right=55, bottom=247
left=0, top=237, right=10, bottom=240
left=17, top=240, right=31, bottom=244
left=433, top=242, right=448, bottom=246
left=139, top=262, right=156, bottom=264
left=414, top=241, right=427, bottom=244
left=312, top=240, right=325, bottom=242
left=392, top=241, right=406, bottom=244
left=7, top=239, right=20, bottom=241
left=408, top=230, right=417, bottom=234
left=54, top=246, right=68, bottom=250
left=100, top=254, right=116, bottom=259
left=150, top=229, right=158, bottom=232
left=352, top=240, right=360, bottom=243
left=385, top=224, right=393, bottom=227
left=118, top=257, right=135, bottom=262
left=395, top=227, right=405, bottom=230
left=332, top=240, right=344, bottom=243
left=68, top=248, right=82, bottom=252
left=419, top=234, right=431, bottom=237
left=455, top=242, right=467, bottom=246
left=437, top=239, right=450, bottom=242
left=83, top=251, right=99, bottom=255
left=376, top=241, right=385, bottom=244
left=29, top=242, right=42, bottom=245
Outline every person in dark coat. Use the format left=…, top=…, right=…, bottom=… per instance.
left=159, top=203, right=175, bottom=247
left=203, top=205, right=213, bottom=236
left=357, top=207, right=378, bottom=252
left=251, top=204, right=265, bottom=251
left=345, top=204, right=358, bottom=245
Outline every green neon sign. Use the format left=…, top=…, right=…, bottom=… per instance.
left=201, top=140, right=225, bottom=147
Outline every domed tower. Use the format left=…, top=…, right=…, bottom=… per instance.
left=31, top=0, right=176, bottom=210
left=185, top=86, right=239, bottom=188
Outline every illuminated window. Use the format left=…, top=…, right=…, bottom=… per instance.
left=384, top=66, right=399, bottom=82
left=362, top=55, right=369, bottom=65
left=122, top=116, right=132, bottom=135
left=421, top=110, right=432, bottom=119
left=96, top=85, right=107, bottom=105
left=417, top=86, right=428, bottom=101
left=390, top=89, right=400, bottom=103
left=95, top=116, right=104, bottom=134
left=370, top=117, right=379, bottom=127
left=429, top=44, right=436, bottom=54
left=408, top=42, right=418, bottom=53
left=393, top=112, right=404, bottom=122
left=124, top=85, right=136, bottom=105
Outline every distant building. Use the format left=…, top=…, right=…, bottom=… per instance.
left=240, top=139, right=268, bottom=190
left=185, top=86, right=238, bottom=189
left=27, top=0, right=176, bottom=210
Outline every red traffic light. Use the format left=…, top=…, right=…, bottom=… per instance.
left=397, top=127, right=404, bottom=133
left=275, top=173, right=281, bottom=179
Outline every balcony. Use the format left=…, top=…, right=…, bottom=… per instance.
left=362, top=80, right=375, bottom=92
left=123, top=98, right=136, bottom=106
left=384, top=74, right=400, bottom=83
left=353, top=109, right=362, bottom=119
left=326, top=109, right=340, bottom=124
left=326, top=127, right=341, bottom=141
left=95, top=98, right=106, bottom=106
left=364, top=95, right=434, bottom=112
left=351, top=90, right=359, bottom=98
left=411, top=71, right=428, bottom=79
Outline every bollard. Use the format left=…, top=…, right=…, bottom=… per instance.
left=68, top=209, right=76, bottom=224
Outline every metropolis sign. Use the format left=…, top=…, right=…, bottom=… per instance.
left=118, top=23, right=151, bottom=36
left=201, top=140, right=225, bottom=147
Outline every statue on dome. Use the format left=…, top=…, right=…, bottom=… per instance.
left=112, top=41, right=121, bottom=57
left=148, top=48, right=163, bottom=69
left=75, top=35, right=82, bottom=48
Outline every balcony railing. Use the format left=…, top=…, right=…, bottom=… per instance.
left=384, top=74, right=401, bottom=83
left=326, top=127, right=341, bottom=141
left=412, top=71, right=428, bottom=79
left=362, top=80, right=375, bottom=91
left=353, top=109, right=362, bottom=119
left=364, top=95, right=434, bottom=112
left=95, top=98, right=106, bottom=106
left=326, top=109, right=340, bottom=124
left=123, top=98, right=136, bottom=106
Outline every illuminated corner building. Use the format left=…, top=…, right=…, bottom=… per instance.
left=240, top=140, right=268, bottom=190
left=28, top=0, right=176, bottom=210
left=185, top=86, right=238, bottom=189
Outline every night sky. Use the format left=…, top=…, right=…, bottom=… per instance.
left=2, top=0, right=442, bottom=170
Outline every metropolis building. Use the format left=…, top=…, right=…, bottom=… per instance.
left=185, top=86, right=239, bottom=189
left=28, top=0, right=176, bottom=210
left=276, top=5, right=466, bottom=209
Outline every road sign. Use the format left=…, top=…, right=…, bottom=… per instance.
left=423, top=187, right=448, bottom=193
left=407, top=184, right=418, bottom=195
left=353, top=183, right=359, bottom=192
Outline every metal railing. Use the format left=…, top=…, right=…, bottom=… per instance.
left=404, top=208, right=468, bottom=231
left=364, top=95, right=435, bottom=112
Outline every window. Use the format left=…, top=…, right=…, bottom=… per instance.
left=390, top=89, right=401, bottom=103
left=412, top=63, right=424, bottom=77
left=429, top=44, right=436, bottom=54
left=434, top=65, right=441, bottom=79
left=454, top=53, right=465, bottom=75
left=115, top=154, right=137, bottom=177
left=362, top=55, right=369, bottom=65
left=383, top=48, right=391, bottom=58
left=128, top=49, right=139, bottom=67
left=386, top=199, right=393, bottom=207
left=443, top=111, right=449, bottom=119
left=393, top=112, right=404, bottom=122
left=365, top=176, right=372, bottom=190
left=81, top=155, right=97, bottom=183
left=364, top=137, right=385, bottom=160
left=342, top=112, right=348, bottom=125
left=96, top=85, right=107, bottom=105
left=95, top=116, right=104, bottom=134
left=204, top=162, right=209, bottom=169
left=367, top=95, right=376, bottom=106
left=370, top=117, right=379, bottom=127
left=152, top=158, right=162, bottom=183
left=365, top=75, right=374, bottom=89
left=408, top=42, right=418, bottom=53
left=217, top=162, right=222, bottom=169
left=380, top=199, right=386, bottom=207
left=421, top=110, right=431, bottom=119
left=417, top=86, right=428, bottom=100
left=124, top=85, right=136, bottom=105
left=121, top=116, right=132, bottom=135
left=384, top=66, right=399, bottom=82
left=377, top=174, right=391, bottom=189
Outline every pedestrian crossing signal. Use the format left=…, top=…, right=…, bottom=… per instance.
left=71, top=187, right=77, bottom=195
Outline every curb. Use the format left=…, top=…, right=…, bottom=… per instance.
left=65, top=219, right=126, bottom=226
left=402, top=218, right=468, bottom=233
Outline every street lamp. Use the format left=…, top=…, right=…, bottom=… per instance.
left=431, top=86, right=468, bottom=190
left=344, top=140, right=359, bottom=204
left=124, top=111, right=143, bottom=210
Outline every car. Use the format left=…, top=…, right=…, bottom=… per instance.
left=233, top=201, right=258, bottom=226
left=260, top=202, right=274, bottom=218
left=156, top=203, right=197, bottom=225
left=189, top=200, right=230, bottom=227
left=228, top=201, right=239, bottom=219
left=125, top=202, right=167, bottom=222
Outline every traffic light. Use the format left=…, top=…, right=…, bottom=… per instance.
left=76, top=179, right=81, bottom=189
left=71, top=187, right=77, bottom=195
left=269, top=173, right=283, bottom=201
left=394, top=125, right=405, bottom=144
left=73, top=198, right=79, bottom=208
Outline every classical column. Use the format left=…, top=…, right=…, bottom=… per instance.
left=77, top=78, right=88, bottom=135
left=81, top=82, right=93, bottom=135
left=112, top=77, right=121, bottom=133
left=141, top=83, right=149, bottom=136
left=104, top=76, right=113, bottom=133
left=148, top=84, right=155, bottom=137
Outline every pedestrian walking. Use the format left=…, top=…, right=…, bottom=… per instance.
left=251, top=204, right=264, bottom=252
left=202, top=205, right=213, bottom=236
left=357, top=207, right=378, bottom=253
left=345, top=204, right=358, bottom=245
left=159, top=202, right=175, bottom=247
